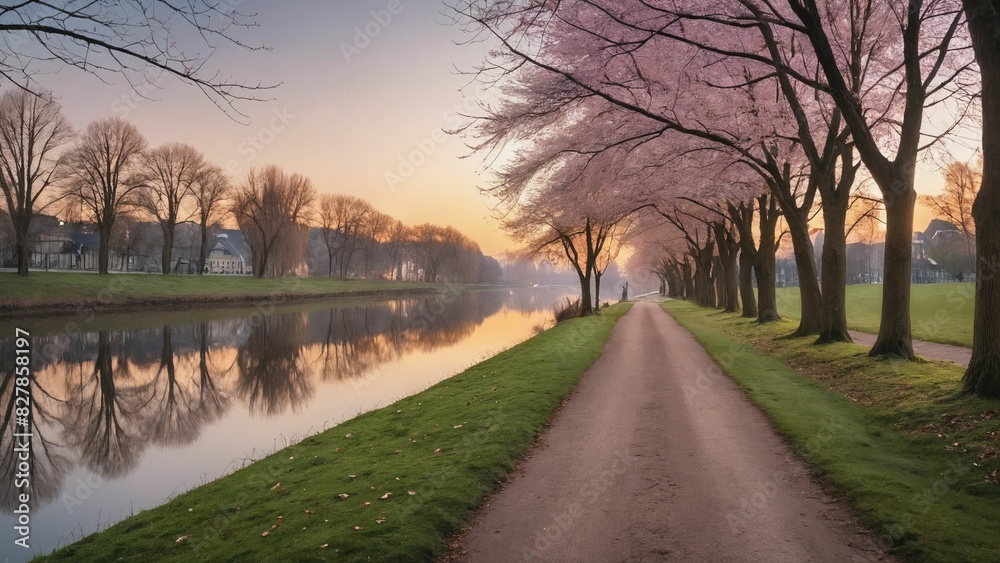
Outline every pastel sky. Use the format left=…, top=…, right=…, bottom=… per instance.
left=30, top=1, right=510, bottom=254
left=23, top=1, right=976, bottom=256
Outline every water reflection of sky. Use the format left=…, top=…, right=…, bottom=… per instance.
left=0, top=287, right=573, bottom=560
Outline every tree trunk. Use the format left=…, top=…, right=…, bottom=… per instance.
left=15, top=231, right=29, bottom=277
left=961, top=0, right=1000, bottom=397
left=161, top=223, right=175, bottom=275
left=713, top=256, right=727, bottom=310
left=755, top=196, right=780, bottom=323
left=199, top=223, right=209, bottom=275
left=579, top=269, right=593, bottom=316
left=785, top=209, right=824, bottom=336
left=693, top=243, right=715, bottom=307
left=817, top=189, right=853, bottom=343
left=869, top=185, right=916, bottom=359
left=594, top=271, right=602, bottom=311
left=739, top=249, right=757, bottom=318
left=680, top=260, right=693, bottom=300
left=713, top=225, right=740, bottom=313
left=98, top=221, right=113, bottom=275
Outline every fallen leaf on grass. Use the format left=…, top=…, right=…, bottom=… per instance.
left=408, top=491, right=416, bottom=495
left=262, top=531, right=270, bottom=537
left=379, top=492, right=392, bottom=500
left=175, top=535, right=189, bottom=544
left=270, top=482, right=281, bottom=490
left=337, top=494, right=350, bottom=501
left=376, top=518, right=386, bottom=524
left=353, top=526, right=363, bottom=531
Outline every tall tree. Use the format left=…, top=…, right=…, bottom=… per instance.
left=0, top=89, right=73, bottom=276
left=191, top=162, right=231, bottom=275
left=361, top=209, right=394, bottom=278
left=231, top=165, right=315, bottom=278
left=782, top=0, right=975, bottom=358
left=959, top=0, right=1000, bottom=397
left=135, top=143, right=204, bottom=274
left=327, top=195, right=372, bottom=278
left=62, top=117, right=147, bottom=275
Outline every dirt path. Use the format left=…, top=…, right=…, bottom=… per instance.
left=848, top=330, right=971, bottom=366
left=453, top=302, right=890, bottom=562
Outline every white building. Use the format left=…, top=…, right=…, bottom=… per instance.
left=205, top=234, right=247, bottom=275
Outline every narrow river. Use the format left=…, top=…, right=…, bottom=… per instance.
left=0, top=286, right=574, bottom=560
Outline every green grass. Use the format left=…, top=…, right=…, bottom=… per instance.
left=36, top=304, right=632, bottom=562
left=0, top=272, right=450, bottom=309
left=663, top=300, right=1000, bottom=562
left=775, top=282, right=975, bottom=347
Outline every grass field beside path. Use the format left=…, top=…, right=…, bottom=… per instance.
left=36, top=303, right=632, bottom=562
left=663, top=301, right=1000, bottom=562
left=775, top=282, right=975, bottom=347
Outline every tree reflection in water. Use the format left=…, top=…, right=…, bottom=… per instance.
left=236, top=313, right=314, bottom=416
left=61, top=331, right=146, bottom=479
left=0, top=337, right=70, bottom=511
left=196, top=321, right=230, bottom=423
left=0, top=287, right=572, bottom=514
left=142, top=326, right=202, bottom=447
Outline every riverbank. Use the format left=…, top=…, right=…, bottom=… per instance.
left=34, top=303, right=631, bottom=562
left=663, top=300, right=1000, bottom=562
left=0, top=272, right=469, bottom=319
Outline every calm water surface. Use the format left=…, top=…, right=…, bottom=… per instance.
left=0, top=286, right=573, bottom=559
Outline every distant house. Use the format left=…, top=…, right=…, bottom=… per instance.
left=205, top=234, right=247, bottom=275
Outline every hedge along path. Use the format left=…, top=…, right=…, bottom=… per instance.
left=36, top=304, right=632, bottom=562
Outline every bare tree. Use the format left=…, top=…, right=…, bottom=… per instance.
left=361, top=209, right=393, bottom=278
left=61, top=117, right=147, bottom=275
left=0, top=89, right=73, bottom=276
left=320, top=194, right=371, bottom=278
left=316, top=194, right=337, bottom=276
left=411, top=224, right=463, bottom=283
left=921, top=157, right=980, bottom=241
left=0, top=1, right=274, bottom=121
left=231, top=165, right=315, bottom=278
left=134, top=143, right=204, bottom=274
left=191, top=162, right=231, bottom=275
left=384, top=219, right=409, bottom=281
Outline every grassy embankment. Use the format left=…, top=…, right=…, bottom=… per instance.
left=36, top=303, right=632, bottom=562
left=663, top=300, right=999, bottom=562
left=775, top=282, right=974, bottom=347
left=0, top=271, right=437, bottom=304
